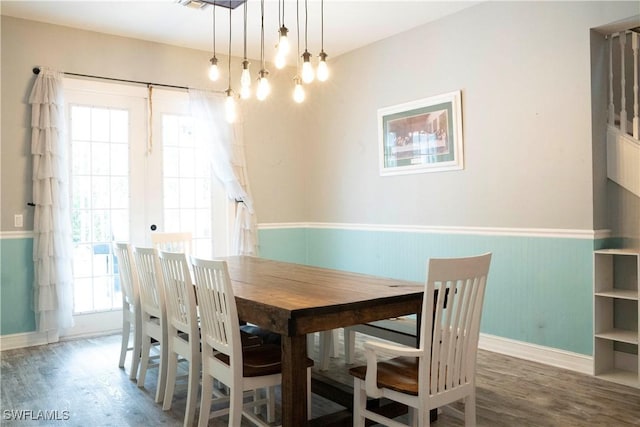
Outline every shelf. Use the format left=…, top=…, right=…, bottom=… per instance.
left=595, top=248, right=640, bottom=256
left=593, top=249, right=639, bottom=389
left=595, top=369, right=640, bottom=388
left=595, top=289, right=639, bottom=300
left=595, top=329, right=639, bottom=345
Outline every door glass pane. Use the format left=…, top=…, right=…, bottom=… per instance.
left=70, top=105, right=129, bottom=314
left=161, top=114, right=212, bottom=258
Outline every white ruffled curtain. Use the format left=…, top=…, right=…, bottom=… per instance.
left=189, top=89, right=257, bottom=255
left=29, top=68, right=74, bottom=337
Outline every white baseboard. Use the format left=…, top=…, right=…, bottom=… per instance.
left=0, top=331, right=50, bottom=351
left=479, top=333, right=593, bottom=375
left=0, top=328, right=121, bottom=352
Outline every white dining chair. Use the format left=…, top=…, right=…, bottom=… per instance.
left=151, top=231, right=192, bottom=255
left=132, top=246, right=169, bottom=404
left=191, top=257, right=314, bottom=427
left=309, top=330, right=340, bottom=371
left=157, top=250, right=201, bottom=427
left=113, top=242, right=141, bottom=381
left=349, top=253, right=492, bottom=427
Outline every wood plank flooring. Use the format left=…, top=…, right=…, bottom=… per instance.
left=1, top=333, right=639, bottom=426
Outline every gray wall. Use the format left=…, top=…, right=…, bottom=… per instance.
left=304, top=1, right=638, bottom=231
left=0, top=16, right=309, bottom=232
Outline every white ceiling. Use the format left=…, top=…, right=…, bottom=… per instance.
left=1, top=0, right=480, bottom=65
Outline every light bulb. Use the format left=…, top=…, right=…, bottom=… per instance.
left=225, top=91, right=236, bottom=123
left=208, top=57, right=220, bottom=81
left=240, top=62, right=251, bottom=86
left=240, top=61, right=251, bottom=99
left=256, top=71, right=270, bottom=101
left=301, top=51, right=314, bottom=84
left=302, top=62, right=315, bottom=84
left=278, top=26, right=290, bottom=55
left=275, top=53, right=286, bottom=70
left=240, top=85, right=251, bottom=100
left=293, top=78, right=305, bottom=103
left=317, top=51, right=329, bottom=82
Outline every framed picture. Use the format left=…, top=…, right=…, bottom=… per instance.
left=378, top=90, right=464, bottom=176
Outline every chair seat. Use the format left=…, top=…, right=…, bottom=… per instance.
left=215, top=343, right=314, bottom=378
left=240, top=329, right=263, bottom=348
left=349, top=356, right=419, bottom=396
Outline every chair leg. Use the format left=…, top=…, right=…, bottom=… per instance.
left=465, top=392, right=477, bottom=427
left=253, top=388, right=261, bottom=417
left=344, top=328, right=356, bottom=364
left=229, top=383, right=243, bottom=427
left=418, top=407, right=430, bottom=427
left=332, top=329, right=340, bottom=357
left=183, top=358, right=199, bottom=427
left=267, top=386, right=276, bottom=423
left=119, top=316, right=130, bottom=369
left=319, top=331, right=332, bottom=371
left=198, top=370, right=214, bottom=427
left=130, top=311, right=141, bottom=380
left=353, top=378, right=366, bottom=427
left=155, top=340, right=168, bottom=404
left=162, top=351, right=178, bottom=411
left=307, top=368, right=312, bottom=420
left=137, top=335, right=151, bottom=388
left=306, top=333, right=315, bottom=355
left=408, top=407, right=419, bottom=427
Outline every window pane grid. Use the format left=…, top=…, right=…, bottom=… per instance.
left=162, top=114, right=212, bottom=258
left=70, top=105, right=129, bottom=314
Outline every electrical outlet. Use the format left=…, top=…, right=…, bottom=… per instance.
left=14, top=214, right=23, bottom=228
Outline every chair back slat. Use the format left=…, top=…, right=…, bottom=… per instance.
left=158, top=251, right=197, bottom=335
left=191, top=258, right=242, bottom=359
left=133, top=246, right=164, bottom=318
left=113, top=242, right=138, bottom=307
left=420, top=253, right=491, bottom=397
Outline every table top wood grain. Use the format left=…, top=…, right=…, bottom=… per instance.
left=219, top=256, right=424, bottom=426
left=223, top=256, right=424, bottom=335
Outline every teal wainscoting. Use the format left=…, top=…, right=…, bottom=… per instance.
left=258, top=226, right=596, bottom=356
left=0, top=237, right=36, bottom=335
left=257, top=227, right=309, bottom=265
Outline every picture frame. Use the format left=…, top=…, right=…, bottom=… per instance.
left=378, top=90, right=464, bottom=176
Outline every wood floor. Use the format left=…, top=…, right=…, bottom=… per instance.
left=1, top=333, right=639, bottom=426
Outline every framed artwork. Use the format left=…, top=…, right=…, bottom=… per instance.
left=378, top=90, right=464, bottom=176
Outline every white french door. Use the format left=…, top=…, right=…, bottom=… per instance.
left=63, top=79, right=228, bottom=337
left=148, top=91, right=230, bottom=257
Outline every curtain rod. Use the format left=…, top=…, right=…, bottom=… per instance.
left=32, top=67, right=190, bottom=91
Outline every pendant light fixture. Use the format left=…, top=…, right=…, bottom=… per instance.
left=225, top=6, right=236, bottom=123
left=208, top=5, right=220, bottom=81
left=292, top=0, right=305, bottom=103
left=316, top=0, right=329, bottom=82
left=190, top=0, right=331, bottom=103
left=256, top=0, right=270, bottom=101
left=275, top=0, right=289, bottom=69
left=239, top=0, right=251, bottom=99
left=301, top=0, right=314, bottom=84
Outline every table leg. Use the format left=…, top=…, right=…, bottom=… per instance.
left=281, top=334, right=308, bottom=426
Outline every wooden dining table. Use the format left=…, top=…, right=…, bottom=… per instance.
left=220, top=256, right=424, bottom=427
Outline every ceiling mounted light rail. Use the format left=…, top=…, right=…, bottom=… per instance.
left=178, top=0, right=246, bottom=10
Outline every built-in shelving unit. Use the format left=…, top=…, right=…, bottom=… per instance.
left=593, top=248, right=640, bottom=388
